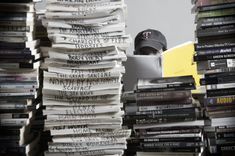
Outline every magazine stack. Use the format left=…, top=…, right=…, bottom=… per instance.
left=192, top=0, right=235, bottom=155
left=124, top=76, right=205, bottom=156
left=0, top=0, right=42, bottom=156
left=41, top=0, right=132, bottom=155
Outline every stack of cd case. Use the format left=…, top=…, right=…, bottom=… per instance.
left=122, top=90, right=140, bottom=156
left=123, top=76, right=205, bottom=156
left=0, top=1, right=42, bottom=156
left=192, top=0, right=235, bottom=155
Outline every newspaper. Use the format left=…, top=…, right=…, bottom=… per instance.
left=42, top=0, right=131, bottom=155
left=42, top=14, right=123, bottom=26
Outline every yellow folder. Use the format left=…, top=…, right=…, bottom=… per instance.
left=162, top=41, right=203, bottom=92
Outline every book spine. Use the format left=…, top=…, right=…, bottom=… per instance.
left=0, top=129, right=21, bottom=136
left=0, top=135, right=21, bottom=141
left=207, top=88, right=235, bottom=97
left=196, top=47, right=235, bottom=55
left=202, top=67, right=235, bottom=74
left=0, top=25, right=31, bottom=32
left=135, top=107, right=197, bottom=116
left=142, top=142, right=203, bottom=148
left=216, top=127, right=235, bottom=133
left=198, top=17, right=235, bottom=28
left=125, top=111, right=196, bottom=120
left=135, top=116, right=196, bottom=124
left=0, top=146, right=26, bottom=154
left=0, top=49, right=33, bottom=55
left=205, top=71, right=235, bottom=78
left=136, top=85, right=195, bottom=93
left=197, top=3, right=235, bottom=11
left=0, top=119, right=28, bottom=126
left=0, top=42, right=28, bottom=49
left=196, top=25, right=235, bottom=38
left=137, top=98, right=193, bottom=105
left=143, top=137, right=202, bottom=143
left=217, top=132, right=235, bottom=139
left=0, top=141, right=21, bottom=148
left=195, top=42, right=235, bottom=50
left=0, top=82, right=37, bottom=89
left=142, top=146, right=202, bottom=152
left=0, top=113, right=29, bottom=119
left=124, top=115, right=197, bottom=125
left=218, top=145, right=235, bottom=153
left=136, top=90, right=191, bottom=101
left=200, top=75, right=235, bottom=85
left=195, top=0, right=235, bottom=7
left=0, top=75, right=37, bottom=82
left=197, top=8, right=235, bottom=19
left=205, top=95, right=235, bottom=105
left=206, top=82, right=235, bottom=90
left=195, top=53, right=235, bottom=61
left=198, top=59, right=235, bottom=70
left=138, top=128, right=201, bottom=136
left=0, top=92, right=36, bottom=98
left=0, top=54, right=36, bottom=59
left=137, top=104, right=194, bottom=112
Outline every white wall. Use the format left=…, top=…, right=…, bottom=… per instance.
left=36, top=0, right=195, bottom=54
left=125, top=0, right=195, bottom=54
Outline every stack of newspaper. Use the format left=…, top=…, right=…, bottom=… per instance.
left=0, top=0, right=41, bottom=156
left=41, top=0, right=132, bottom=155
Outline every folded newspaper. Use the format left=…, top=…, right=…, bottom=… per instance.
left=42, top=0, right=131, bottom=155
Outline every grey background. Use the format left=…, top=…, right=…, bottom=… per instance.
left=125, top=0, right=195, bottom=54
left=36, top=0, right=195, bottom=54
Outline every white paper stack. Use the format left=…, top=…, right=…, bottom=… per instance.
left=42, top=0, right=131, bottom=155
